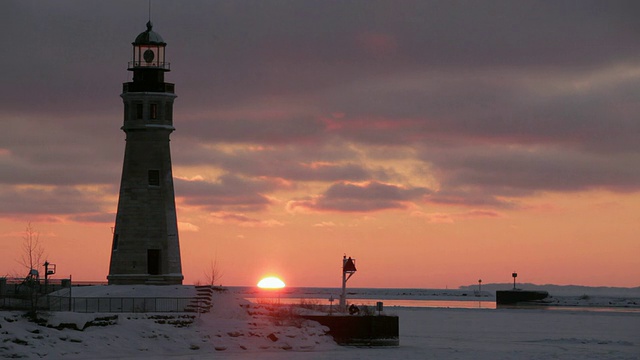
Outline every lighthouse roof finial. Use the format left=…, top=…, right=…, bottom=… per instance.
left=134, top=21, right=165, bottom=45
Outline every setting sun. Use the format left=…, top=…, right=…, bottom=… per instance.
left=257, top=276, right=286, bottom=289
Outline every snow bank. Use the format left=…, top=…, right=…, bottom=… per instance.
left=0, top=291, right=337, bottom=359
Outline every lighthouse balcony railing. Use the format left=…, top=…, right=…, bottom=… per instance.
left=127, top=61, right=171, bottom=71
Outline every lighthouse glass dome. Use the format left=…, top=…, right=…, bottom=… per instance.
left=129, top=21, right=169, bottom=70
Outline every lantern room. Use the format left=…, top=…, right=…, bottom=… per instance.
left=129, top=21, right=169, bottom=71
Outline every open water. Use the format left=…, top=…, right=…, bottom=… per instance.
left=233, top=286, right=640, bottom=314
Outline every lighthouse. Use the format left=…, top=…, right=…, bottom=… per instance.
left=108, top=22, right=183, bottom=285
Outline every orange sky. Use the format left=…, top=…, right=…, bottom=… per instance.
left=1, top=190, right=638, bottom=288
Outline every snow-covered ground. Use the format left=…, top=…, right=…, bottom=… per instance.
left=1, top=291, right=336, bottom=359
left=1, top=286, right=639, bottom=359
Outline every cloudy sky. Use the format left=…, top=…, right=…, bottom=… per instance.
left=1, top=0, right=639, bottom=288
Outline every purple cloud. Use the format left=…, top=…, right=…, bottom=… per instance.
left=175, top=174, right=276, bottom=212
left=2, top=1, right=640, bottom=218
left=288, top=181, right=431, bottom=212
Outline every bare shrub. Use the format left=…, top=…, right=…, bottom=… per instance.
left=20, top=223, right=45, bottom=276
left=203, top=258, right=224, bottom=287
left=359, top=305, right=374, bottom=316
left=298, top=299, right=324, bottom=312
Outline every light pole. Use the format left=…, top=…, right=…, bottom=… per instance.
left=328, top=295, right=334, bottom=315
left=43, top=261, right=56, bottom=309
left=43, top=261, right=56, bottom=293
left=339, top=255, right=357, bottom=311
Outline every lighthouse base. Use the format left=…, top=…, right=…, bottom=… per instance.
left=107, top=274, right=183, bottom=286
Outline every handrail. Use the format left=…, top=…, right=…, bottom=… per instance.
left=127, top=61, right=171, bottom=70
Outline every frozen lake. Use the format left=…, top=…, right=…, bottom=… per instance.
left=241, top=285, right=640, bottom=313
left=248, top=297, right=497, bottom=309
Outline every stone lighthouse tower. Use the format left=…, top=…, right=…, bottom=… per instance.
left=108, top=22, right=183, bottom=285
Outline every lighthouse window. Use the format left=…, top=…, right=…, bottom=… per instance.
left=150, top=103, right=158, bottom=120
left=112, top=234, right=119, bottom=251
left=148, top=169, right=160, bottom=186
left=165, top=103, right=172, bottom=121
left=136, top=103, right=144, bottom=119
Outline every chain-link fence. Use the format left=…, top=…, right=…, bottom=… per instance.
left=47, top=295, right=193, bottom=313
left=1, top=278, right=208, bottom=313
left=0, top=277, right=71, bottom=311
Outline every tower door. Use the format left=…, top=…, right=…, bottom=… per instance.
left=147, top=249, right=161, bottom=275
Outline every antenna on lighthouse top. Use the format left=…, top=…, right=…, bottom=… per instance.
left=148, top=0, right=152, bottom=23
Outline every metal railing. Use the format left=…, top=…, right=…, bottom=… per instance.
left=127, top=61, right=171, bottom=70
left=1, top=278, right=210, bottom=314
left=48, top=296, right=193, bottom=313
